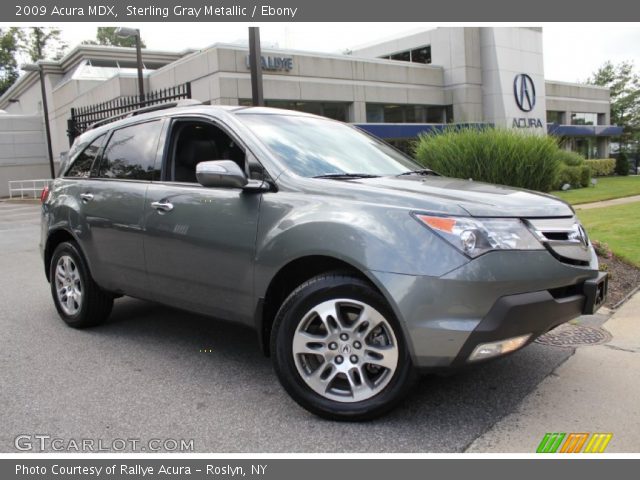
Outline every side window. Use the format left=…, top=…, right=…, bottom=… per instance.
left=168, top=121, right=246, bottom=183
left=65, top=134, right=105, bottom=178
left=97, top=120, right=163, bottom=180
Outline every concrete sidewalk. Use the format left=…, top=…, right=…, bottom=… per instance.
left=467, top=293, right=640, bottom=453
left=574, top=194, right=640, bottom=210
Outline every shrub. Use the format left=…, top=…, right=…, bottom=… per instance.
left=557, top=164, right=591, bottom=188
left=615, top=152, right=630, bottom=176
left=555, top=150, right=585, bottom=167
left=554, top=149, right=591, bottom=189
left=585, top=158, right=616, bottom=176
left=413, top=128, right=561, bottom=192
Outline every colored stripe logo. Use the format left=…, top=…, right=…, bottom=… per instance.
left=537, top=433, right=612, bottom=453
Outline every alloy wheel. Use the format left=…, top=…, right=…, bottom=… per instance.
left=292, top=299, right=399, bottom=403
left=54, top=255, right=83, bottom=315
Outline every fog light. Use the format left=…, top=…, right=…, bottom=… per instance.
left=468, top=334, right=531, bottom=362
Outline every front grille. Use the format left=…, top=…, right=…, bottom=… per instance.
left=541, top=231, right=569, bottom=241
left=526, top=217, right=591, bottom=266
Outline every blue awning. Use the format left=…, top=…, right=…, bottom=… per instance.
left=547, top=124, right=624, bottom=137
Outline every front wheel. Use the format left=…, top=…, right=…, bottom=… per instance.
left=271, top=273, right=413, bottom=421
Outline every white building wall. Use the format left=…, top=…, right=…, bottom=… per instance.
left=0, top=114, right=49, bottom=197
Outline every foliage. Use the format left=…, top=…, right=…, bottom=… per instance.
left=413, top=127, right=561, bottom=192
left=554, top=150, right=585, bottom=167
left=586, top=61, right=640, bottom=150
left=591, top=240, right=613, bottom=260
left=585, top=159, right=616, bottom=177
left=83, top=28, right=146, bottom=48
left=615, top=151, right=630, bottom=176
left=0, top=28, right=21, bottom=96
left=24, top=27, right=67, bottom=62
left=554, top=150, right=591, bottom=189
left=557, top=165, right=591, bottom=189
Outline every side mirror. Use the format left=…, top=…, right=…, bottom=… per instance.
left=196, top=160, right=248, bottom=189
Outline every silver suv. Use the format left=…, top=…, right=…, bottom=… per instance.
left=40, top=104, right=607, bottom=420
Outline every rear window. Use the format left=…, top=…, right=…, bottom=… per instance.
left=97, top=120, right=163, bottom=180
left=65, top=134, right=105, bottom=178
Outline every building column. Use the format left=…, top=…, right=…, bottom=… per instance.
left=351, top=101, right=367, bottom=123
left=597, top=138, right=609, bottom=158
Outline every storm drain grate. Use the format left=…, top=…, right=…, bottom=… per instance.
left=535, top=323, right=612, bottom=347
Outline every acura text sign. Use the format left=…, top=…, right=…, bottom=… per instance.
left=512, top=73, right=543, bottom=129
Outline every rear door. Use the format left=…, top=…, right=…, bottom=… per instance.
left=142, top=116, right=262, bottom=324
left=81, top=119, right=165, bottom=297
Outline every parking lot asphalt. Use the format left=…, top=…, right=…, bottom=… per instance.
left=0, top=201, right=575, bottom=453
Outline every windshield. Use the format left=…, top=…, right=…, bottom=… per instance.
left=237, top=113, right=420, bottom=177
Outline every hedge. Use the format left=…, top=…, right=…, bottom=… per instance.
left=555, top=150, right=591, bottom=189
left=413, top=128, right=561, bottom=192
left=585, top=159, right=616, bottom=177
left=557, top=164, right=591, bottom=188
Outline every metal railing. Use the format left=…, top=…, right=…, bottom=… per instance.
left=8, top=179, right=51, bottom=200
left=67, top=82, right=192, bottom=145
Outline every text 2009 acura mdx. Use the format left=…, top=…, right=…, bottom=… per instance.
left=41, top=103, right=607, bottom=420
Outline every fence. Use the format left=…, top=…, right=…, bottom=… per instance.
left=8, top=179, right=51, bottom=200
left=67, top=82, right=192, bottom=145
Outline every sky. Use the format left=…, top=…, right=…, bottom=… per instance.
left=52, top=23, right=640, bottom=83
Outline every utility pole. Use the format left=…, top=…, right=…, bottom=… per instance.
left=248, top=27, right=264, bottom=106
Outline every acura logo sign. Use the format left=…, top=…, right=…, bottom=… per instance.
left=513, top=74, right=536, bottom=112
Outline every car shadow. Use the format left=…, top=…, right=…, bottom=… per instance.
left=84, top=296, right=573, bottom=452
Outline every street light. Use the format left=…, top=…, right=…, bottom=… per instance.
left=115, top=27, right=145, bottom=107
left=22, top=63, right=55, bottom=178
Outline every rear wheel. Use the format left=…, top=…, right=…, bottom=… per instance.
left=271, top=273, right=413, bottom=420
left=50, top=241, right=113, bottom=328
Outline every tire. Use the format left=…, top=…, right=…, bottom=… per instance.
left=271, top=273, right=414, bottom=421
left=49, top=241, right=113, bottom=328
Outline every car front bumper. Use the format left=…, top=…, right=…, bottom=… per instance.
left=369, top=250, right=607, bottom=369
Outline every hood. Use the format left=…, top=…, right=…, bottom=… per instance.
left=297, top=175, right=574, bottom=218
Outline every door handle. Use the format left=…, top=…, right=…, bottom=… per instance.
left=151, top=201, right=174, bottom=212
left=80, top=193, right=94, bottom=202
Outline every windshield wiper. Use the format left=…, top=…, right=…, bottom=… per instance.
left=312, top=173, right=381, bottom=179
left=397, top=168, right=438, bottom=177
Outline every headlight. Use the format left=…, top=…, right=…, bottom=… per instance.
left=413, top=213, right=543, bottom=258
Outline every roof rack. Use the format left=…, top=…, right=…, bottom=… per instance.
left=87, top=99, right=202, bottom=131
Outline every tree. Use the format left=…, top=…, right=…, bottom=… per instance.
left=0, top=28, right=21, bottom=96
left=83, top=27, right=146, bottom=48
left=24, top=27, right=67, bottom=62
left=586, top=61, right=640, bottom=151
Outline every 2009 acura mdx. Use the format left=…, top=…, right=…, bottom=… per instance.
left=40, top=103, right=607, bottom=420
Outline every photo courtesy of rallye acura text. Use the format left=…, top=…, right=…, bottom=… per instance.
left=40, top=101, right=608, bottom=420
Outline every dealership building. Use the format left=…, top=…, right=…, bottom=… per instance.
left=0, top=26, right=622, bottom=194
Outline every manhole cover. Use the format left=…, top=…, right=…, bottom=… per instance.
left=535, top=323, right=611, bottom=347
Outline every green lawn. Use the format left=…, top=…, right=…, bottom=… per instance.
left=552, top=176, right=640, bottom=205
left=578, top=201, right=640, bottom=267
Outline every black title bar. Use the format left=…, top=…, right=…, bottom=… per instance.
left=6, top=0, right=640, bottom=21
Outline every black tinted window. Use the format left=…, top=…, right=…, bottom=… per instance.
left=98, top=121, right=162, bottom=180
left=65, top=134, right=105, bottom=178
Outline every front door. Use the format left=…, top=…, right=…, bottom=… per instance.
left=143, top=118, right=261, bottom=324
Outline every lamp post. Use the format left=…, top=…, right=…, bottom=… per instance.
left=22, top=63, right=55, bottom=178
left=115, top=27, right=145, bottom=106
